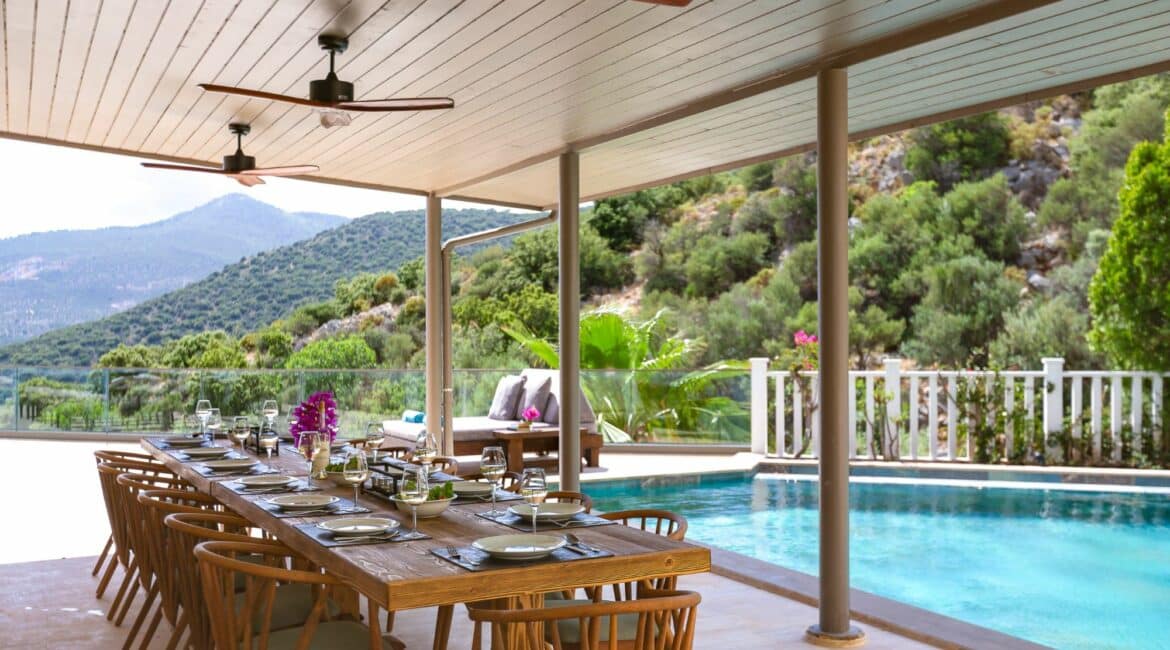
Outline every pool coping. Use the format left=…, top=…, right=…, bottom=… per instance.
left=705, top=544, right=1052, bottom=650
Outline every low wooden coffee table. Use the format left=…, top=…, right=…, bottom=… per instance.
left=492, top=427, right=603, bottom=473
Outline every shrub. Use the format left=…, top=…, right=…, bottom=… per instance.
left=905, top=112, right=1011, bottom=191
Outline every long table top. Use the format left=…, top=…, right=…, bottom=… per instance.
left=142, top=437, right=710, bottom=611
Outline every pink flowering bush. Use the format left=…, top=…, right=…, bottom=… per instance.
left=793, top=330, right=819, bottom=370
left=289, top=391, right=337, bottom=446
left=521, top=406, right=541, bottom=423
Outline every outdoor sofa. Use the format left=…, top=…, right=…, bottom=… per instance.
left=379, top=369, right=603, bottom=465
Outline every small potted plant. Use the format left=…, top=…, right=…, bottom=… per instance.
left=518, top=405, right=540, bottom=431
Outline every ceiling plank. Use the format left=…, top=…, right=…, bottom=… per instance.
left=4, top=0, right=34, bottom=135
left=27, top=0, right=67, bottom=137
left=63, top=0, right=134, bottom=142
left=45, top=0, right=100, bottom=139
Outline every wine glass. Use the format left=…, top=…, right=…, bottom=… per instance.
left=480, top=446, right=507, bottom=516
left=399, top=466, right=429, bottom=536
left=260, top=400, right=279, bottom=433
left=206, top=408, right=222, bottom=440
left=229, top=416, right=251, bottom=454
left=298, top=431, right=323, bottom=489
left=365, top=422, right=382, bottom=463
left=519, top=468, right=548, bottom=532
left=259, top=431, right=278, bottom=460
left=413, top=430, right=438, bottom=471
left=195, top=400, right=212, bottom=438
left=342, top=450, right=369, bottom=513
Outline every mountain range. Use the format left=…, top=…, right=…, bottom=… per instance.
left=0, top=204, right=527, bottom=366
left=0, top=194, right=345, bottom=346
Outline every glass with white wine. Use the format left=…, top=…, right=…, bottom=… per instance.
left=342, top=450, right=369, bottom=513
left=519, top=468, right=548, bottom=532
left=260, top=400, right=279, bottom=435
left=229, top=416, right=251, bottom=454
left=195, top=400, right=212, bottom=438
left=297, top=431, right=324, bottom=488
left=259, top=431, right=279, bottom=460
left=413, top=430, right=438, bottom=466
left=206, top=408, right=222, bottom=440
left=480, top=446, right=507, bottom=516
left=399, top=467, right=429, bottom=535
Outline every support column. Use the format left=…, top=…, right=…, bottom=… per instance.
left=441, top=250, right=455, bottom=456
left=424, top=193, right=445, bottom=449
left=806, top=68, right=865, bottom=647
left=558, top=151, right=581, bottom=492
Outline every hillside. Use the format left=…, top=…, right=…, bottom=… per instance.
left=0, top=207, right=527, bottom=366
left=0, top=194, right=344, bottom=345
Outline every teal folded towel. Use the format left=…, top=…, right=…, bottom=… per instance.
left=402, top=409, right=425, bottom=424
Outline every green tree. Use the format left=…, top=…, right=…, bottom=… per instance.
left=1088, top=126, right=1170, bottom=369
left=905, top=112, right=1011, bottom=191
left=286, top=336, right=377, bottom=369
left=991, top=295, right=1103, bottom=369
left=940, top=175, right=1028, bottom=263
left=98, top=344, right=161, bottom=368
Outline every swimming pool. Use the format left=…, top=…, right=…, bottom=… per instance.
left=587, top=473, right=1170, bottom=649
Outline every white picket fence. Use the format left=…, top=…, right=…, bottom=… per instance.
left=749, top=357, right=1168, bottom=462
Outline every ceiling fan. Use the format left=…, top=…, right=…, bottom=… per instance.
left=140, top=123, right=319, bottom=187
left=199, top=35, right=455, bottom=127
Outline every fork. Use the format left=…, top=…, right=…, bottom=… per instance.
left=446, top=545, right=480, bottom=565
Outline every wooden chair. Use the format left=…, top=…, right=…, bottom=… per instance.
left=136, top=489, right=224, bottom=650
left=466, top=590, right=700, bottom=650
left=409, top=454, right=460, bottom=475
left=95, top=460, right=185, bottom=631
left=545, top=491, right=593, bottom=513
left=91, top=450, right=163, bottom=597
left=194, top=540, right=395, bottom=649
left=597, top=510, right=688, bottom=600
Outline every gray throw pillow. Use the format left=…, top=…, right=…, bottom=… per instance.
left=542, top=395, right=559, bottom=425
left=488, top=375, right=527, bottom=420
left=519, top=376, right=552, bottom=418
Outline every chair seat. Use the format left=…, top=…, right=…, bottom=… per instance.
left=544, top=599, right=640, bottom=644
left=235, top=584, right=341, bottom=631
left=256, top=620, right=392, bottom=650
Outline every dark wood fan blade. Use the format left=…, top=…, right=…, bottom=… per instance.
left=198, top=83, right=333, bottom=108
left=230, top=174, right=266, bottom=187
left=335, top=97, right=454, bottom=112
left=239, top=165, right=320, bottom=177
left=141, top=162, right=227, bottom=174
left=633, top=0, right=691, bottom=5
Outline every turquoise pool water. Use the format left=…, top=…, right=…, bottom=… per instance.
left=587, top=474, right=1170, bottom=649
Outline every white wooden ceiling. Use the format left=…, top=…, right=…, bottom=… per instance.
left=3, top=0, right=1168, bottom=209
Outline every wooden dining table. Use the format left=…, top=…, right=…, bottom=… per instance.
left=141, top=436, right=710, bottom=648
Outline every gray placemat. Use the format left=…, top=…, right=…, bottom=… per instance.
left=431, top=543, right=613, bottom=572
left=294, top=522, right=430, bottom=547
left=253, top=498, right=370, bottom=518
left=193, top=464, right=279, bottom=478
left=450, top=490, right=524, bottom=506
left=176, top=449, right=251, bottom=463
left=476, top=510, right=617, bottom=532
left=221, top=479, right=321, bottom=495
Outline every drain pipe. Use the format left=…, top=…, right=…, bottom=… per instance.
left=438, top=210, right=558, bottom=455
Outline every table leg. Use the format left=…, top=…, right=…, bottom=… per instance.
left=506, top=440, right=524, bottom=473
left=433, top=604, right=454, bottom=650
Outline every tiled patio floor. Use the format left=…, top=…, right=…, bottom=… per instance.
left=0, top=437, right=935, bottom=648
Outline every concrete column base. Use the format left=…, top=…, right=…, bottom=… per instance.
left=806, top=624, right=867, bottom=647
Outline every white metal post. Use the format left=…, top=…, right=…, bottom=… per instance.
left=1042, top=357, right=1064, bottom=451
left=424, top=194, right=444, bottom=449
left=750, top=357, right=769, bottom=455
left=884, top=358, right=901, bottom=458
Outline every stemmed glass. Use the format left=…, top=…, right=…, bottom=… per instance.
left=260, top=400, right=278, bottom=435
left=480, top=446, right=507, bottom=516
left=298, top=431, right=323, bottom=489
left=519, top=468, right=548, bottom=532
left=195, top=400, right=212, bottom=438
left=400, top=467, right=429, bottom=536
left=206, top=408, right=222, bottom=440
left=342, top=450, right=369, bottom=513
left=414, top=430, right=438, bottom=468
left=259, top=431, right=278, bottom=460
left=365, top=422, right=382, bottom=463
left=229, top=416, right=251, bottom=455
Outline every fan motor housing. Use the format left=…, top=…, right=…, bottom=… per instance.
left=222, top=151, right=257, bottom=173
left=310, top=74, right=354, bottom=103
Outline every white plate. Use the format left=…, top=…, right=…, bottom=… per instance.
left=317, top=517, right=399, bottom=537
left=164, top=436, right=207, bottom=448
left=451, top=481, right=494, bottom=496
left=509, top=503, right=585, bottom=521
left=202, top=458, right=259, bottom=471
left=238, top=475, right=296, bottom=488
left=181, top=446, right=231, bottom=459
left=267, top=494, right=339, bottom=511
left=471, top=534, right=566, bottom=560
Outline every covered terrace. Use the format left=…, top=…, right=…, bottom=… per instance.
left=3, top=0, right=1169, bottom=647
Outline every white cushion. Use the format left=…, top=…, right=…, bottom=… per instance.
left=519, top=375, right=552, bottom=418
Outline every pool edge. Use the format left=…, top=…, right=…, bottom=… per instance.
left=705, top=544, right=1053, bottom=650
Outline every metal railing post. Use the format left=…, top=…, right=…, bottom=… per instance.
left=1042, top=357, right=1065, bottom=452
left=750, top=357, right=769, bottom=455
left=12, top=368, right=19, bottom=431
left=103, top=369, right=111, bottom=434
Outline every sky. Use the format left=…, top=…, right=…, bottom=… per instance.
left=0, top=138, right=516, bottom=239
